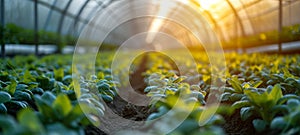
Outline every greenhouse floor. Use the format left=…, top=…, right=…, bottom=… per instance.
left=0, top=44, right=75, bottom=55
left=1, top=41, right=300, bottom=55
left=246, top=41, right=300, bottom=53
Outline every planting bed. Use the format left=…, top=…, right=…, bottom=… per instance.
left=0, top=51, right=300, bottom=135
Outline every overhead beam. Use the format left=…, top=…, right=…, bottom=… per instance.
left=30, top=0, right=90, bottom=25
left=218, top=0, right=262, bottom=21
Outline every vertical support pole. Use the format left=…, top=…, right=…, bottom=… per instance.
left=278, top=0, right=283, bottom=53
left=34, top=0, right=39, bottom=55
left=1, top=0, right=5, bottom=57
left=235, top=17, right=240, bottom=53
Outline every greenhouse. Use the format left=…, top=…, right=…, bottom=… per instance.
left=0, top=0, right=300, bottom=134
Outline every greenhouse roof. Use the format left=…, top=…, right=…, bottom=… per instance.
left=2, top=0, right=300, bottom=48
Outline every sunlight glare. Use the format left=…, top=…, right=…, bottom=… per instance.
left=197, top=0, right=221, bottom=10
left=146, top=0, right=178, bottom=44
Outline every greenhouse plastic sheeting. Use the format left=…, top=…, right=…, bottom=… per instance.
left=2, top=0, right=300, bottom=42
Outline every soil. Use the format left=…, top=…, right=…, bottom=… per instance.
left=84, top=125, right=107, bottom=135
left=84, top=53, right=153, bottom=134
left=222, top=110, right=256, bottom=135
left=129, top=52, right=148, bottom=94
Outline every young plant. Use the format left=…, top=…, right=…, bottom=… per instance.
left=221, top=76, right=263, bottom=102
left=270, top=98, right=300, bottom=134
left=232, top=84, right=300, bottom=132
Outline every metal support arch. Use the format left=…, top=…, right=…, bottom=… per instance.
left=57, top=0, right=73, bottom=35
left=203, top=10, right=226, bottom=41
left=56, top=0, right=73, bottom=53
left=31, top=0, right=90, bottom=25
left=225, top=0, right=246, bottom=53
left=34, top=0, right=39, bottom=55
left=278, top=0, right=283, bottom=53
left=238, top=0, right=256, bottom=35
left=0, top=0, right=4, bottom=57
left=219, top=0, right=262, bottom=21
left=76, top=0, right=115, bottom=36
left=72, top=5, right=99, bottom=37
left=225, top=0, right=246, bottom=37
left=72, top=0, right=90, bottom=36
left=43, top=0, right=58, bottom=30
left=35, top=0, right=112, bottom=37
left=191, top=0, right=226, bottom=42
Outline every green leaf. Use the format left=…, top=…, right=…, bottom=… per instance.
left=0, top=115, right=17, bottom=130
left=101, top=94, right=113, bottom=102
left=244, top=90, right=268, bottom=107
left=290, top=111, right=300, bottom=125
left=0, top=103, right=7, bottom=113
left=229, top=93, right=244, bottom=102
left=272, top=74, right=284, bottom=82
left=271, top=105, right=289, bottom=115
left=270, top=117, right=287, bottom=130
left=243, top=83, right=251, bottom=89
left=14, top=91, right=32, bottom=101
left=174, top=119, right=199, bottom=133
left=231, top=100, right=250, bottom=110
left=31, top=87, right=44, bottom=95
left=34, top=95, right=55, bottom=119
left=36, top=76, right=50, bottom=90
left=220, top=92, right=231, bottom=101
left=285, top=127, right=300, bottom=135
left=240, top=107, right=253, bottom=121
left=268, top=84, right=283, bottom=105
left=5, top=79, right=17, bottom=95
left=46, top=123, right=78, bottom=135
left=198, top=105, right=219, bottom=126
left=216, top=105, right=235, bottom=116
left=252, top=80, right=263, bottom=88
left=17, top=108, right=45, bottom=133
left=228, top=79, right=243, bottom=93
left=53, top=94, right=72, bottom=117
left=147, top=112, right=161, bottom=121
left=287, top=99, right=300, bottom=108
left=97, top=72, right=104, bottom=79
left=62, top=75, right=72, bottom=85
left=97, top=83, right=110, bottom=91
left=88, top=98, right=105, bottom=111
left=277, top=94, right=300, bottom=105
left=54, top=68, right=64, bottom=81
left=253, top=119, right=267, bottom=132
left=41, top=91, right=56, bottom=105
left=16, top=84, right=28, bottom=91
left=64, top=104, right=85, bottom=128
left=283, top=68, right=294, bottom=78
left=0, top=91, right=11, bottom=103
left=9, top=101, right=28, bottom=108
left=23, top=70, right=35, bottom=83
left=224, top=87, right=235, bottom=93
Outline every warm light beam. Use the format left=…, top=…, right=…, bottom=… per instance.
left=147, top=0, right=190, bottom=44
left=197, top=0, right=221, bottom=10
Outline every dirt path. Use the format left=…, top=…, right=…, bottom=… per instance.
left=85, top=53, right=152, bottom=134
